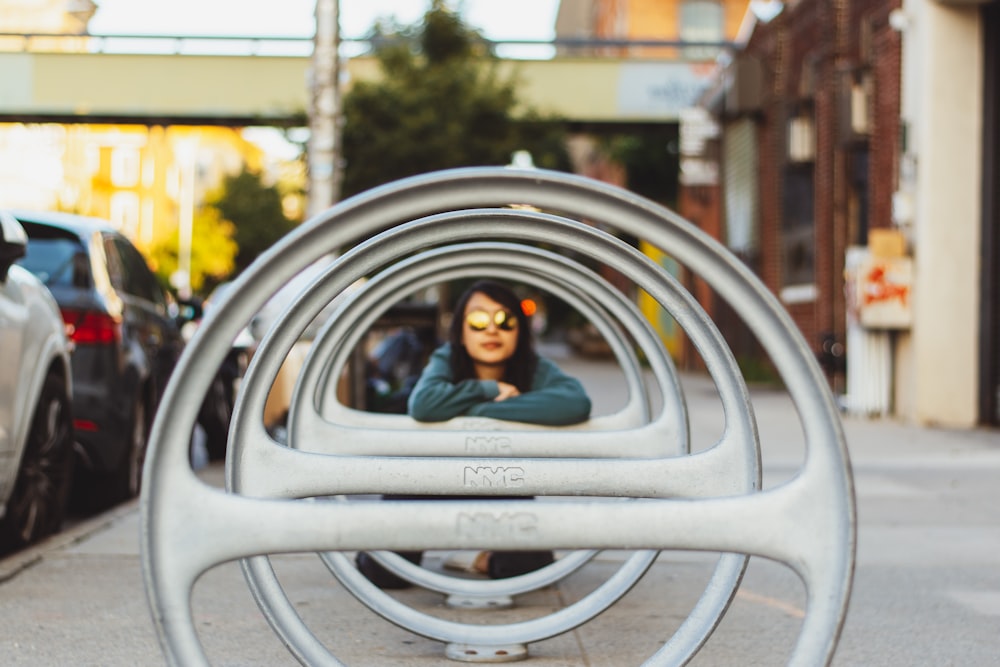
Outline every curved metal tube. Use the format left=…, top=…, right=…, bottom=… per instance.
left=295, top=242, right=665, bottom=430
left=281, top=243, right=670, bottom=595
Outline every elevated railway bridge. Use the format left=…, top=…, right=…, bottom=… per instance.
left=0, top=35, right=724, bottom=128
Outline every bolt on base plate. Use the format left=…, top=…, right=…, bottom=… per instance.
left=445, top=642, right=528, bottom=663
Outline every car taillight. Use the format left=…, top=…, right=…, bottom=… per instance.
left=73, top=419, right=99, bottom=432
left=60, top=308, right=122, bottom=345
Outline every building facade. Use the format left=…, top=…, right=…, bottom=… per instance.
left=554, top=0, right=753, bottom=359
left=0, top=0, right=297, bottom=294
left=689, top=0, right=999, bottom=427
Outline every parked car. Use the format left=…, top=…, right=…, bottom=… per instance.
left=185, top=281, right=255, bottom=462
left=0, top=211, right=74, bottom=553
left=11, top=209, right=190, bottom=510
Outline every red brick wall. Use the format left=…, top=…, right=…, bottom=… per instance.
left=866, top=4, right=904, bottom=235
left=678, top=183, right=723, bottom=370
left=736, top=0, right=901, bottom=377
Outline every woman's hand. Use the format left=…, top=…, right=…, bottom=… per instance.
left=494, top=381, right=521, bottom=402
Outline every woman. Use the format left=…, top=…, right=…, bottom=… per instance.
left=356, top=280, right=591, bottom=588
left=408, top=280, right=592, bottom=426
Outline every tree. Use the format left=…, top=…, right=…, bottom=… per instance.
left=211, top=167, right=296, bottom=274
left=339, top=1, right=570, bottom=199
left=149, top=207, right=238, bottom=296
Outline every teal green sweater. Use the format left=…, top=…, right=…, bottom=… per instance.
left=407, top=343, right=592, bottom=426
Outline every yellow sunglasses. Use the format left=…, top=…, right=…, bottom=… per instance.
left=465, top=309, right=519, bottom=332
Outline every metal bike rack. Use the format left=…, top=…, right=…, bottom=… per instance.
left=281, top=242, right=674, bottom=607
left=228, top=223, right=756, bottom=662
left=226, top=215, right=756, bottom=662
left=141, top=167, right=855, bottom=666
left=298, top=242, right=667, bottom=431
left=289, top=242, right=671, bottom=435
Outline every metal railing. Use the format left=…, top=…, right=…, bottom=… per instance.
left=0, top=32, right=732, bottom=60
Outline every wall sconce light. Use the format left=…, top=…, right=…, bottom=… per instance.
left=750, top=0, right=785, bottom=24
left=888, top=9, right=910, bottom=33
left=788, top=115, right=816, bottom=162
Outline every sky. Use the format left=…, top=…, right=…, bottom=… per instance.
left=87, top=0, right=561, bottom=44
left=85, top=1, right=562, bottom=161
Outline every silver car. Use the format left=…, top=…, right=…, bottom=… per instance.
left=0, top=211, right=74, bottom=554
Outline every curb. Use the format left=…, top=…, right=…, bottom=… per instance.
left=0, top=499, right=138, bottom=583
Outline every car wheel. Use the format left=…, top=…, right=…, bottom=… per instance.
left=0, top=373, right=73, bottom=555
left=121, top=397, right=148, bottom=500
left=198, top=373, right=233, bottom=462
left=78, top=396, right=149, bottom=512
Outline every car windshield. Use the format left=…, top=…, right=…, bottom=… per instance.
left=19, top=237, right=89, bottom=288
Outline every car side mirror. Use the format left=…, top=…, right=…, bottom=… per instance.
left=0, top=211, right=28, bottom=282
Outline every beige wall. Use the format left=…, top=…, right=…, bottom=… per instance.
left=0, top=52, right=717, bottom=124
left=904, top=0, right=983, bottom=426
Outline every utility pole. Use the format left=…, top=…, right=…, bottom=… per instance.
left=307, top=0, right=342, bottom=218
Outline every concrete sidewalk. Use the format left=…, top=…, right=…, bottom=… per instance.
left=1, top=355, right=999, bottom=665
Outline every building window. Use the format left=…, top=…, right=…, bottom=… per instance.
left=723, top=119, right=759, bottom=259
left=142, top=154, right=155, bottom=189
left=141, top=198, right=155, bottom=246
left=837, top=69, right=873, bottom=144
left=787, top=114, right=816, bottom=163
left=680, top=0, right=723, bottom=61
left=781, top=164, right=815, bottom=290
left=110, top=146, right=140, bottom=187
left=85, top=144, right=100, bottom=175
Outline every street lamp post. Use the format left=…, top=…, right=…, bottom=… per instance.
left=172, top=137, right=198, bottom=300
left=308, top=0, right=342, bottom=218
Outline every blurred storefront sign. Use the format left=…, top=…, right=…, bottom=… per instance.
left=856, top=257, right=913, bottom=329
left=679, top=106, right=720, bottom=186
left=617, top=63, right=718, bottom=119
left=846, top=230, right=912, bottom=330
left=843, top=229, right=912, bottom=416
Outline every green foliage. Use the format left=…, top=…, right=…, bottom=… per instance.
left=149, top=207, right=237, bottom=296
left=340, top=3, right=569, bottom=199
left=210, top=168, right=296, bottom=273
left=421, top=0, right=478, bottom=63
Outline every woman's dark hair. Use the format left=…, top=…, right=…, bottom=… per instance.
left=448, top=280, right=537, bottom=392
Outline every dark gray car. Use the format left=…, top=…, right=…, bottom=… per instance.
left=12, top=210, right=188, bottom=510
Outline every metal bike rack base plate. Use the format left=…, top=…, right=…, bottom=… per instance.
left=446, top=642, right=528, bottom=663
left=446, top=593, right=515, bottom=610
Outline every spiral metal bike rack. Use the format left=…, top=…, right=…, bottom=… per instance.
left=226, top=213, right=756, bottom=662
left=227, top=240, right=695, bottom=644
left=278, top=242, right=677, bottom=607
left=299, top=242, right=667, bottom=430
left=141, top=167, right=855, bottom=666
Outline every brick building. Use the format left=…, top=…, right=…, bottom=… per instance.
left=688, top=0, right=1000, bottom=427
